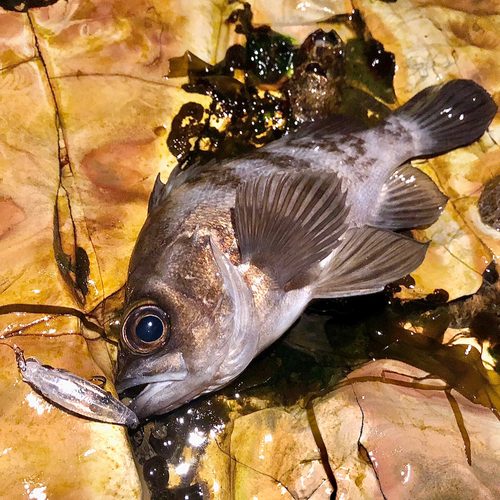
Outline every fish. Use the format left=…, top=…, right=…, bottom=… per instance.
left=116, top=79, right=497, bottom=418
left=15, top=347, right=139, bottom=427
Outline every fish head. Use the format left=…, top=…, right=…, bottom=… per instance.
left=116, top=213, right=255, bottom=419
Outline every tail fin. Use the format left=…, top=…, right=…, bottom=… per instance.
left=394, top=79, right=497, bottom=157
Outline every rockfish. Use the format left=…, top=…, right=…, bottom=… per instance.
left=116, top=80, right=497, bottom=418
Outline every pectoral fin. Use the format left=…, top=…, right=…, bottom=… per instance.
left=313, top=226, right=429, bottom=298
left=234, top=171, right=350, bottom=289
left=371, top=162, right=448, bottom=229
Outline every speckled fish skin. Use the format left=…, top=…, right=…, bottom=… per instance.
left=116, top=80, right=497, bottom=418
left=16, top=348, right=139, bottom=427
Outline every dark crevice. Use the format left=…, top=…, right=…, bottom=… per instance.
left=26, top=13, right=102, bottom=306
left=445, top=389, right=472, bottom=465
left=442, top=244, right=484, bottom=277
left=0, top=303, right=105, bottom=336
left=351, top=385, right=388, bottom=500
left=0, top=56, right=38, bottom=74
left=335, top=374, right=451, bottom=392
left=52, top=71, right=177, bottom=87
left=3, top=331, right=81, bottom=339
left=53, top=185, right=83, bottom=304
left=305, top=399, right=338, bottom=499
left=27, top=13, right=69, bottom=171
left=0, top=271, right=24, bottom=295
left=145, top=6, right=164, bottom=68
left=306, top=478, right=329, bottom=500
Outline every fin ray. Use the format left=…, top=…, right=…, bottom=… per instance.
left=148, top=173, right=168, bottom=213
left=313, top=226, right=428, bottom=298
left=394, top=79, right=497, bottom=156
left=371, top=162, right=448, bottom=229
left=234, top=171, right=350, bottom=289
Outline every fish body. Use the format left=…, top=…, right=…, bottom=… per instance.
left=117, top=80, right=497, bottom=418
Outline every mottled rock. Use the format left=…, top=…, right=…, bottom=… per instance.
left=3, top=0, right=500, bottom=498
left=0, top=1, right=222, bottom=498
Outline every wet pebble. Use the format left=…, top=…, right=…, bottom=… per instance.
left=143, top=455, right=170, bottom=494
left=478, top=174, right=500, bottom=231
left=365, top=38, right=395, bottom=84
left=149, top=430, right=177, bottom=461
left=425, top=288, right=449, bottom=305
left=286, top=29, right=345, bottom=122
left=482, top=261, right=499, bottom=285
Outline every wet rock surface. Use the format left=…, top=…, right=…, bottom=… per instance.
left=353, top=0, right=500, bottom=300
left=0, top=0, right=228, bottom=498
left=2, top=0, right=500, bottom=499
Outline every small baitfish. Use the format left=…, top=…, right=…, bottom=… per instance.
left=116, top=80, right=497, bottom=418
left=15, top=347, right=139, bottom=427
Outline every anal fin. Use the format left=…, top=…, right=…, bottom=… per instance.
left=313, top=226, right=429, bottom=298
left=370, top=162, right=448, bottom=230
left=234, top=171, right=349, bottom=289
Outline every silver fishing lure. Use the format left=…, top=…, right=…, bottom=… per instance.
left=15, top=347, right=139, bottom=427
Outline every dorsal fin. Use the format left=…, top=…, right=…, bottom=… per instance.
left=290, top=115, right=367, bottom=139
left=234, top=171, right=350, bottom=289
left=148, top=173, right=169, bottom=213
left=370, top=162, right=448, bottom=229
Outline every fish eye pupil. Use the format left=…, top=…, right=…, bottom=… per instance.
left=135, top=315, right=164, bottom=342
left=122, top=303, right=170, bottom=353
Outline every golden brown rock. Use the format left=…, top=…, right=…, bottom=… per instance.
left=2, top=0, right=500, bottom=497
left=0, top=1, right=220, bottom=498
left=193, top=358, right=500, bottom=499
left=0, top=337, right=141, bottom=499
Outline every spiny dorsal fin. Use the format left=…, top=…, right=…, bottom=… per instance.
left=370, top=162, right=448, bottom=230
left=234, top=171, right=349, bottom=289
left=313, top=225, right=429, bottom=298
left=148, top=173, right=168, bottom=213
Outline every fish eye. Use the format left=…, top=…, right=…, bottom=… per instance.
left=121, top=304, right=170, bottom=355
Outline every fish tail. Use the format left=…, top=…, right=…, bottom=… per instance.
left=394, top=79, right=497, bottom=156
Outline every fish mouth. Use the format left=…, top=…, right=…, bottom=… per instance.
left=126, top=381, right=177, bottom=418
left=115, top=350, right=188, bottom=393
left=116, top=349, right=218, bottom=418
left=126, top=376, right=216, bottom=418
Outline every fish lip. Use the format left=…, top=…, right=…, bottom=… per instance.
left=116, top=370, right=188, bottom=393
left=127, top=381, right=176, bottom=418
left=115, top=350, right=188, bottom=393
